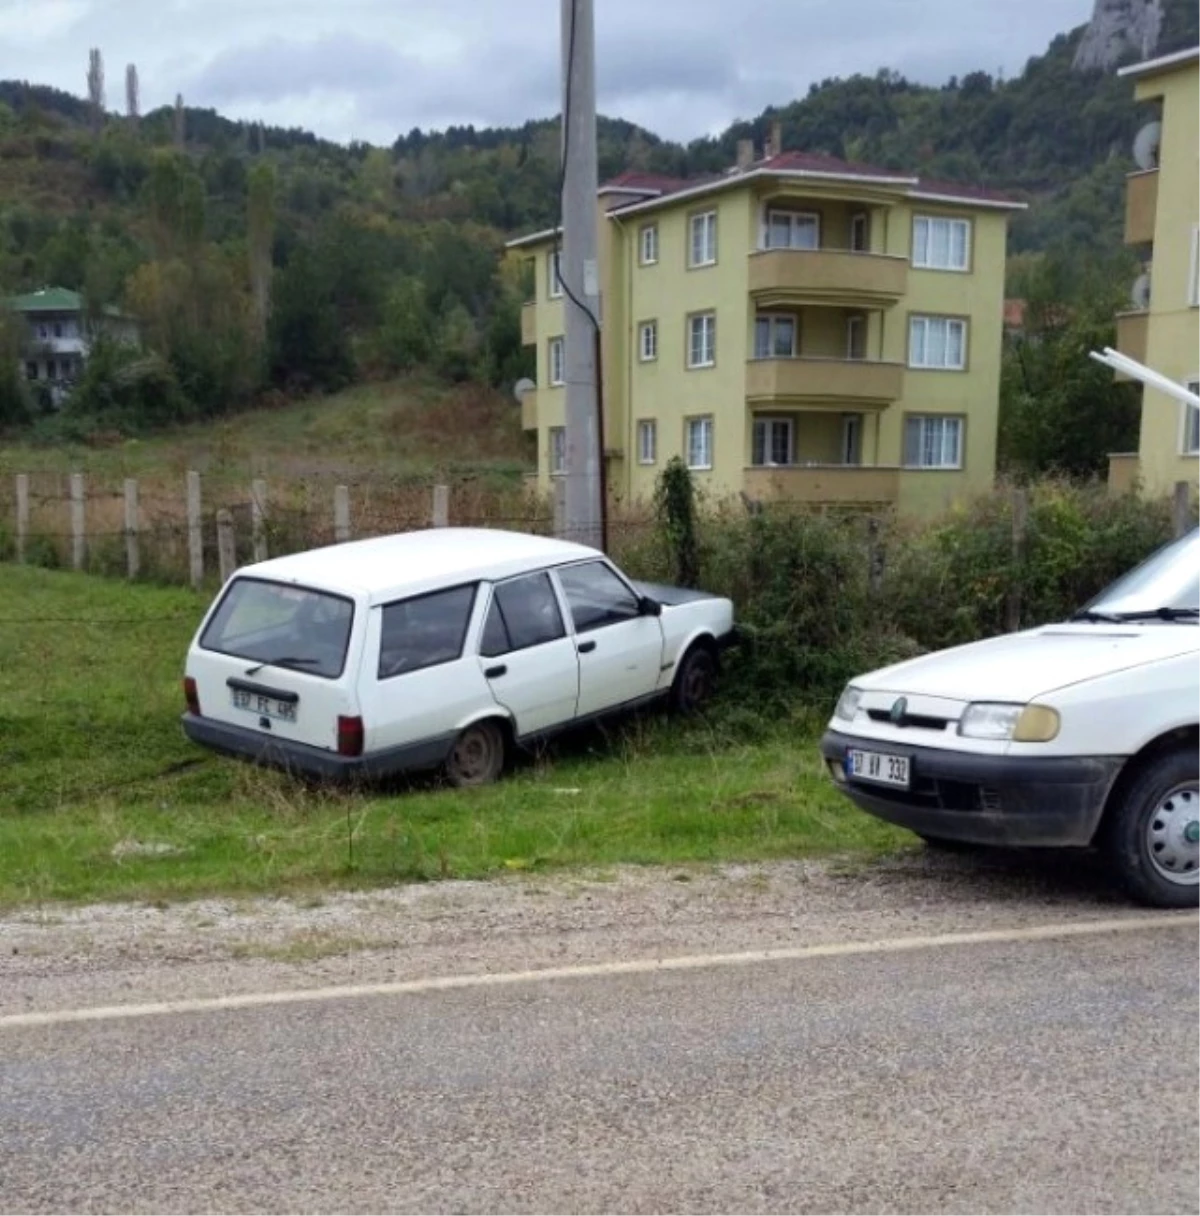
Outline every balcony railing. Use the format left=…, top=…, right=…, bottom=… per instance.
left=745, top=356, right=904, bottom=407
left=521, top=301, right=537, bottom=347
left=743, top=464, right=900, bottom=505
left=1124, top=170, right=1158, bottom=246
left=748, top=248, right=908, bottom=309
left=1115, top=310, right=1149, bottom=372
left=519, top=388, right=537, bottom=431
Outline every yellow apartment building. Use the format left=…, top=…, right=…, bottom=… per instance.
left=508, top=135, right=1024, bottom=514
left=1109, top=46, right=1200, bottom=499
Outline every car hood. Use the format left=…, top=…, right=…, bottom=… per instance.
left=858, top=623, right=1199, bottom=702
left=631, top=580, right=720, bottom=607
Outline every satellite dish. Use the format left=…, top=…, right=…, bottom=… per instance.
left=512, top=377, right=535, bottom=403
left=1130, top=272, right=1151, bottom=310
left=1132, top=121, right=1161, bottom=170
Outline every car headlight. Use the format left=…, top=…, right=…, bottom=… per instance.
left=834, top=685, right=863, bottom=722
left=959, top=703, right=1060, bottom=742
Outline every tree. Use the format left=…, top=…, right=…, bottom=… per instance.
left=999, top=253, right=1141, bottom=478
left=87, top=48, right=105, bottom=135
left=246, top=163, right=276, bottom=346
left=125, top=64, right=139, bottom=128
left=173, top=93, right=185, bottom=150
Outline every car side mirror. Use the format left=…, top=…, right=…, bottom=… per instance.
left=638, top=596, right=662, bottom=617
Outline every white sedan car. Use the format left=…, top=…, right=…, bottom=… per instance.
left=182, top=528, right=736, bottom=787
left=821, top=528, right=1199, bottom=908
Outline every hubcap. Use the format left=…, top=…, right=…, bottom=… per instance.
left=452, top=731, right=493, bottom=781
left=1146, top=783, right=1200, bottom=885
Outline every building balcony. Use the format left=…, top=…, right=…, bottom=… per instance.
left=1124, top=170, right=1158, bottom=246
left=1107, top=453, right=1140, bottom=495
left=521, top=301, right=537, bottom=347
left=519, top=388, right=537, bottom=431
left=1115, top=310, right=1149, bottom=373
left=745, top=356, right=904, bottom=408
left=748, top=248, right=908, bottom=309
left=743, top=464, right=900, bottom=505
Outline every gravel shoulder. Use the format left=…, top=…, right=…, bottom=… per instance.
left=0, top=845, right=1163, bottom=1018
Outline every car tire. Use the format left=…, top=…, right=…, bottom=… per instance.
left=444, top=720, right=506, bottom=788
left=1101, top=746, right=1199, bottom=909
left=918, top=834, right=979, bottom=854
left=670, top=644, right=717, bottom=714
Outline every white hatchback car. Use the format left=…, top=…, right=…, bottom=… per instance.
left=182, top=528, right=736, bottom=787
left=821, top=528, right=1199, bottom=908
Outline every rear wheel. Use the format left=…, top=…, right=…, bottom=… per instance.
left=671, top=645, right=717, bottom=714
left=445, top=721, right=506, bottom=788
left=1102, top=747, right=1199, bottom=908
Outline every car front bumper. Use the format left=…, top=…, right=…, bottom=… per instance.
left=181, top=714, right=456, bottom=784
left=819, top=728, right=1123, bottom=847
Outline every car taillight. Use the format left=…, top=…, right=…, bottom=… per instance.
left=183, top=676, right=200, bottom=716
left=337, top=715, right=364, bottom=757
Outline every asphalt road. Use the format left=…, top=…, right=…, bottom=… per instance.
left=2, top=914, right=1196, bottom=1214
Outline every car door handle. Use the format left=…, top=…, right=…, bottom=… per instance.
left=577, top=640, right=597, bottom=654
left=484, top=664, right=507, bottom=678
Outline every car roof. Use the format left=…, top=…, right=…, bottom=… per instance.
left=235, top=528, right=603, bottom=604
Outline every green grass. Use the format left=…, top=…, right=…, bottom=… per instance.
left=0, top=376, right=532, bottom=486
left=0, top=565, right=907, bottom=907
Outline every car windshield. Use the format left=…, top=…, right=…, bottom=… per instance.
left=1077, top=529, right=1200, bottom=622
left=200, top=577, right=355, bottom=678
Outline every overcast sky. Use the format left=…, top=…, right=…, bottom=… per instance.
left=0, top=0, right=1096, bottom=145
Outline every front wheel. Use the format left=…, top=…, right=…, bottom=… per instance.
left=444, top=721, right=506, bottom=788
left=1102, top=747, right=1199, bottom=908
left=670, top=645, right=717, bottom=714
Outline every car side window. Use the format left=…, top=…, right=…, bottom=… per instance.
left=480, top=572, right=566, bottom=657
left=378, top=584, right=477, bottom=679
left=556, top=561, right=640, bottom=633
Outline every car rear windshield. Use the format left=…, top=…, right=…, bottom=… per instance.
left=200, top=578, right=355, bottom=679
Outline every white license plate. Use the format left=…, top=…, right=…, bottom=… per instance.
left=231, top=688, right=297, bottom=723
left=847, top=748, right=910, bottom=788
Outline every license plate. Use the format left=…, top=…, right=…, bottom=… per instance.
left=231, top=688, right=297, bottom=723
left=847, top=748, right=910, bottom=788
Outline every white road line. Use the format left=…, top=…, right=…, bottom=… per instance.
left=2, top=914, right=1194, bottom=1030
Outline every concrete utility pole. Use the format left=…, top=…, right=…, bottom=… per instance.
left=559, top=0, right=604, bottom=549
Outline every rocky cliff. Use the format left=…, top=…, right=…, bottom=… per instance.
left=1072, top=0, right=1164, bottom=71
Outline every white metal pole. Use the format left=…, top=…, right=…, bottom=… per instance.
left=560, top=0, right=603, bottom=548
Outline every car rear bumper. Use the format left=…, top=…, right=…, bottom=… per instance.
left=819, top=728, right=1123, bottom=847
left=181, top=714, right=456, bottom=783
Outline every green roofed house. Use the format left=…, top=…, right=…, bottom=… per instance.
left=7, top=287, right=140, bottom=405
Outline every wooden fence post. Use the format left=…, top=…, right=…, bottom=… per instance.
left=1172, top=480, right=1191, bottom=539
left=552, top=479, right=567, bottom=539
left=334, top=485, right=351, bottom=543
left=867, top=516, right=885, bottom=598
left=431, top=483, right=450, bottom=528
left=186, top=470, right=203, bottom=588
left=1006, top=486, right=1029, bottom=633
left=69, top=473, right=85, bottom=571
left=251, top=477, right=268, bottom=562
left=123, top=478, right=139, bottom=579
left=15, top=474, right=28, bottom=563
left=216, top=509, right=236, bottom=583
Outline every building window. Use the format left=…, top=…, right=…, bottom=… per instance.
left=909, top=315, right=967, bottom=370
left=639, top=224, right=658, bottom=266
left=846, top=315, right=866, bottom=360
left=1183, top=382, right=1200, bottom=455
left=688, top=313, right=716, bottom=368
left=548, top=336, right=565, bottom=386
left=754, top=314, right=797, bottom=359
left=904, top=415, right=964, bottom=469
left=549, top=426, right=567, bottom=476
left=24, top=361, right=37, bottom=380
left=765, top=209, right=819, bottom=251
left=752, top=416, right=794, bottom=466
left=842, top=414, right=863, bottom=464
left=912, top=216, right=970, bottom=271
left=637, top=420, right=657, bottom=465
left=639, top=320, right=658, bottom=362
left=547, top=250, right=563, bottom=299
left=849, top=212, right=869, bottom=252
left=685, top=416, right=713, bottom=470
left=689, top=211, right=717, bottom=267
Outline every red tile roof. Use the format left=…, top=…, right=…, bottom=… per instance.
left=600, top=151, right=1025, bottom=210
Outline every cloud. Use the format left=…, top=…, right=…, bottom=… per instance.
left=0, top=0, right=1096, bottom=144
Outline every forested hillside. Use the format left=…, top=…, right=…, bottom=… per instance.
left=0, top=0, right=1195, bottom=436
